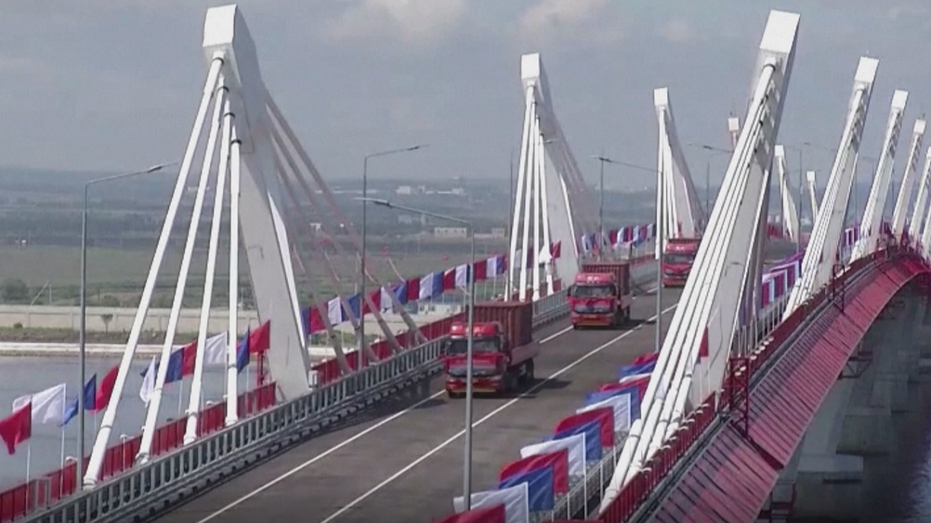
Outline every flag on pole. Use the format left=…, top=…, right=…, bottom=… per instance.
left=94, top=366, right=119, bottom=412
left=197, top=333, right=228, bottom=366
left=0, top=403, right=32, bottom=455
left=236, top=327, right=250, bottom=373
left=139, top=357, right=157, bottom=405
left=61, top=375, right=97, bottom=427
left=12, top=383, right=68, bottom=426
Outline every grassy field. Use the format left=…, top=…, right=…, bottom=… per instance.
left=0, top=242, right=510, bottom=308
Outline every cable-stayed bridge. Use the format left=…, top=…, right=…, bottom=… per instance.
left=1, top=5, right=929, bottom=523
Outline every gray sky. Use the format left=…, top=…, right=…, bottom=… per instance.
left=1, top=0, right=928, bottom=189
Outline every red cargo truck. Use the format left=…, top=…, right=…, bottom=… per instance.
left=568, top=261, right=632, bottom=329
left=442, top=301, right=539, bottom=398
left=662, top=237, right=700, bottom=287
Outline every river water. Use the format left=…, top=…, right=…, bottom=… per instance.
left=0, top=356, right=250, bottom=490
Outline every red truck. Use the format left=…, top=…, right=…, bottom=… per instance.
left=662, top=237, right=700, bottom=287
left=442, top=301, right=539, bottom=398
left=568, top=261, right=632, bottom=329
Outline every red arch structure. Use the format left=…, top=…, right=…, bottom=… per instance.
left=600, top=247, right=931, bottom=523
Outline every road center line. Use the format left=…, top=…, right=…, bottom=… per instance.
left=319, top=302, right=678, bottom=523
left=194, top=300, right=675, bottom=523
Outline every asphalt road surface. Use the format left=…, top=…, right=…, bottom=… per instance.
left=153, top=287, right=683, bottom=523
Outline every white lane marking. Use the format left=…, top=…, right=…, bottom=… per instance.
left=319, top=302, right=679, bottom=523
left=538, top=286, right=660, bottom=345
left=193, top=298, right=676, bottom=523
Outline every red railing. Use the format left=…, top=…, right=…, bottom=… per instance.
left=599, top=248, right=919, bottom=522
left=0, top=382, right=277, bottom=523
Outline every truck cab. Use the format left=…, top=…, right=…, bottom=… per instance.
left=663, top=237, right=700, bottom=287
left=442, top=303, right=538, bottom=398
left=569, top=264, right=632, bottom=329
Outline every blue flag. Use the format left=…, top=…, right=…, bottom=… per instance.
left=236, top=327, right=250, bottom=373
left=552, top=421, right=602, bottom=461
left=498, top=465, right=555, bottom=511
left=61, top=374, right=97, bottom=427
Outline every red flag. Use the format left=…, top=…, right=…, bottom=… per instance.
left=249, top=321, right=271, bottom=354
left=94, top=366, right=119, bottom=412
left=0, top=403, right=32, bottom=455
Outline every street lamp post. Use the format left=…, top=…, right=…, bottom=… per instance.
left=358, top=197, right=476, bottom=508
left=591, top=155, right=665, bottom=351
left=591, top=155, right=623, bottom=259
left=360, top=145, right=425, bottom=364
left=78, top=162, right=176, bottom=484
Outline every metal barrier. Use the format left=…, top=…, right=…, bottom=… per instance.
left=13, top=283, right=576, bottom=523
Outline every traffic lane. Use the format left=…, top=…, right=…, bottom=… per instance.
left=329, top=289, right=682, bottom=522
left=147, top=312, right=604, bottom=523
left=153, top=296, right=670, bottom=523
left=156, top=323, right=627, bottom=523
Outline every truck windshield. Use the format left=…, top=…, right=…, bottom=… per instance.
left=572, top=284, right=615, bottom=298
left=445, top=337, right=499, bottom=355
left=664, top=253, right=695, bottom=265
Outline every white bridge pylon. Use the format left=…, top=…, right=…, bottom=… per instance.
left=84, top=4, right=420, bottom=486
left=785, top=56, right=879, bottom=315
left=851, top=89, right=908, bottom=261
left=807, top=170, right=820, bottom=220
left=601, top=10, right=800, bottom=512
left=655, top=87, right=706, bottom=250
left=507, top=53, right=597, bottom=301
left=774, top=145, right=799, bottom=242
left=891, top=118, right=926, bottom=241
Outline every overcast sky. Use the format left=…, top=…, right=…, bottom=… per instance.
left=1, top=0, right=928, bottom=189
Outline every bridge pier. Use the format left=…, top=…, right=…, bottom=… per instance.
left=790, top=378, right=865, bottom=521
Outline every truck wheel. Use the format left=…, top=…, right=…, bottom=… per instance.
left=525, top=360, right=535, bottom=384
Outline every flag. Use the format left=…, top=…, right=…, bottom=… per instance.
left=499, top=450, right=568, bottom=494
left=498, top=466, right=555, bottom=511
left=61, top=375, right=97, bottom=427
left=520, top=433, right=586, bottom=478
left=140, top=357, right=157, bottom=404
left=202, top=333, right=229, bottom=366
left=237, top=327, right=251, bottom=373
left=577, top=393, right=632, bottom=433
left=587, top=387, right=641, bottom=421
left=453, top=482, right=529, bottom=523
left=0, top=403, right=32, bottom=455
left=95, top=366, right=119, bottom=411
left=556, top=408, right=614, bottom=448
left=552, top=421, right=602, bottom=461
left=13, top=383, right=67, bottom=426
left=434, top=505, right=506, bottom=523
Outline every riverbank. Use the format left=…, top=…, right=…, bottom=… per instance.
left=0, top=341, right=338, bottom=360
left=0, top=326, right=201, bottom=344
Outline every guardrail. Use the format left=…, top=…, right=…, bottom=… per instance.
left=600, top=248, right=904, bottom=523
left=5, top=282, right=576, bottom=523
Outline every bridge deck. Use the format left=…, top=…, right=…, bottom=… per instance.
left=643, top=256, right=928, bottom=523
left=152, top=289, right=680, bottom=523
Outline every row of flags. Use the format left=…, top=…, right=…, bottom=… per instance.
left=441, top=225, right=865, bottom=520
left=0, top=322, right=271, bottom=457
left=0, top=366, right=118, bottom=455
left=580, top=223, right=656, bottom=254
left=442, top=353, right=658, bottom=523
left=304, top=244, right=552, bottom=334
left=307, top=221, right=656, bottom=335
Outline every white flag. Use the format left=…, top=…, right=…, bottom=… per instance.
left=520, top=432, right=587, bottom=478
left=13, top=383, right=67, bottom=425
left=203, top=332, right=229, bottom=366
left=140, top=356, right=157, bottom=404
left=577, top=394, right=633, bottom=433
left=453, top=482, right=529, bottom=523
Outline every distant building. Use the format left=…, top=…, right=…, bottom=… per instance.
left=309, top=222, right=322, bottom=231
left=434, top=226, right=468, bottom=239
left=395, top=185, right=413, bottom=195
left=490, top=227, right=506, bottom=238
